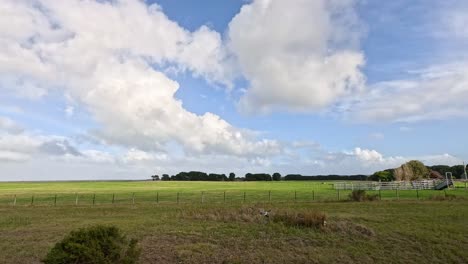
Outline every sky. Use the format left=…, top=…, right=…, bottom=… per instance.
left=0, top=0, right=467, bottom=181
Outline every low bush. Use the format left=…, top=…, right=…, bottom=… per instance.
left=349, top=190, right=379, bottom=202
left=42, top=225, right=140, bottom=264
left=272, top=210, right=327, bottom=228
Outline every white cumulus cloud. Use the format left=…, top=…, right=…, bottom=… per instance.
left=0, top=0, right=279, bottom=157
left=228, top=0, right=366, bottom=113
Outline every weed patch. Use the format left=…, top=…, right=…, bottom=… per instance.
left=349, top=190, right=379, bottom=202
left=272, top=210, right=327, bottom=229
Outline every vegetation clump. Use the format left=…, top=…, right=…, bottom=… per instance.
left=349, top=190, right=379, bottom=202
left=272, top=210, right=327, bottom=228
left=43, top=225, right=140, bottom=264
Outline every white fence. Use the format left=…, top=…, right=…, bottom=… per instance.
left=334, top=180, right=437, bottom=191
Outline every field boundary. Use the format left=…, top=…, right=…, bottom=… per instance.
left=1, top=188, right=467, bottom=207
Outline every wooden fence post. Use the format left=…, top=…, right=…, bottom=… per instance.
left=31, top=195, right=34, bottom=206
left=112, top=193, right=115, bottom=204
left=75, top=193, right=78, bottom=206
left=54, top=194, right=57, bottom=207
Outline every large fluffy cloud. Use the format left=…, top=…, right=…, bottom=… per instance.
left=228, top=0, right=365, bottom=113
left=342, top=63, right=468, bottom=122
left=0, top=0, right=279, bottom=156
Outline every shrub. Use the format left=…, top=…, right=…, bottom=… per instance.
left=272, top=210, right=327, bottom=228
left=349, top=190, right=379, bottom=202
left=42, top=225, right=140, bottom=264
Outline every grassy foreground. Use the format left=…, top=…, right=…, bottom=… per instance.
left=1, top=199, right=468, bottom=263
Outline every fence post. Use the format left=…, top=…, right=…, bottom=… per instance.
left=54, top=194, right=57, bottom=207
left=177, top=192, right=179, bottom=204
left=75, top=193, right=78, bottom=206
left=201, top=192, right=204, bottom=204
left=13, top=195, right=16, bottom=206
left=112, top=193, right=115, bottom=204
left=31, top=195, right=34, bottom=206
left=93, top=193, right=96, bottom=206
left=156, top=192, right=159, bottom=204
left=337, top=189, right=340, bottom=201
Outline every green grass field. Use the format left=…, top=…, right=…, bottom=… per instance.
left=1, top=181, right=468, bottom=263
left=0, top=180, right=467, bottom=206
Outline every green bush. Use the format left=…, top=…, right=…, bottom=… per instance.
left=42, top=225, right=140, bottom=264
left=349, top=190, right=379, bottom=202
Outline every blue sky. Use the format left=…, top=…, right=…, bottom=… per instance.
left=0, top=0, right=467, bottom=180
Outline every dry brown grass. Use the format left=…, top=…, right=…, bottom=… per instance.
left=429, top=194, right=461, bottom=201
left=272, top=210, right=327, bottom=229
left=324, top=220, right=375, bottom=237
left=180, top=206, right=264, bottom=223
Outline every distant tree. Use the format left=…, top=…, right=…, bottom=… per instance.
left=407, top=160, right=430, bottom=180
left=161, top=174, right=170, bottom=181
left=245, top=173, right=272, bottom=181
left=272, top=172, right=281, bottom=181
left=428, top=165, right=451, bottom=177
left=429, top=165, right=468, bottom=179
left=229, top=172, right=235, bottom=181
left=369, top=171, right=393, bottom=182
left=151, top=175, right=160, bottom=181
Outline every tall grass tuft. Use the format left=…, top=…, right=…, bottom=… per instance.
left=272, top=210, right=327, bottom=228
left=349, top=190, right=379, bottom=202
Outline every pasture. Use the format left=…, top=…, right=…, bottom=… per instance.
left=0, top=180, right=467, bottom=206
left=1, top=181, right=468, bottom=263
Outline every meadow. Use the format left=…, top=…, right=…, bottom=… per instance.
left=0, top=180, right=467, bottom=206
left=1, top=181, right=468, bottom=263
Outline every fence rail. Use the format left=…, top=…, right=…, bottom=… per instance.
left=333, top=180, right=467, bottom=191
left=1, top=188, right=467, bottom=207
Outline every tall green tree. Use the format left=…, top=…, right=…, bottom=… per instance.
left=272, top=172, right=281, bottom=181
left=229, top=172, right=235, bottom=181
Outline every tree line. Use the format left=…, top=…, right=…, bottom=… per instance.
left=370, top=161, right=468, bottom=182
left=150, top=172, right=368, bottom=181
left=151, top=161, right=467, bottom=182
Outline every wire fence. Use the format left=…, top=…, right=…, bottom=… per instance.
left=1, top=188, right=468, bottom=207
